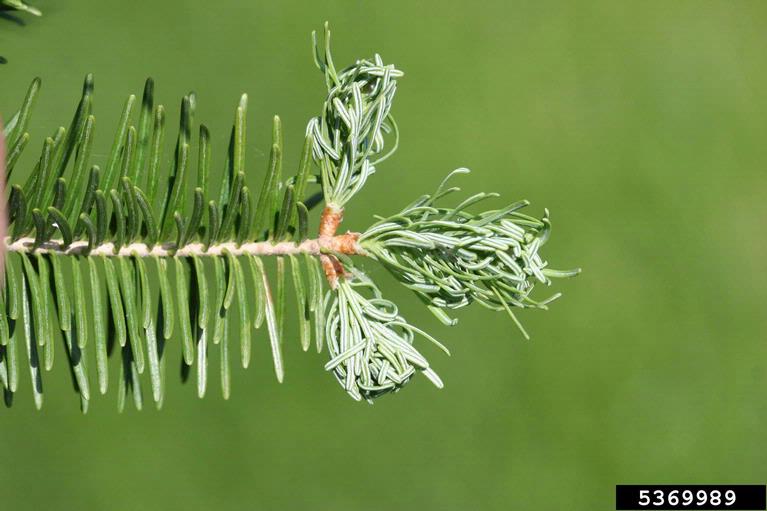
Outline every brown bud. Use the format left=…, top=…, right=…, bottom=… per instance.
left=318, top=205, right=347, bottom=288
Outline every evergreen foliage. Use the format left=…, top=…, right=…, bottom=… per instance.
left=0, top=23, right=579, bottom=410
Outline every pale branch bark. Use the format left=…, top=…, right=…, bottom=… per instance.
left=3, top=233, right=365, bottom=258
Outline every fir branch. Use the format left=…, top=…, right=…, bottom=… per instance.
left=1, top=24, right=579, bottom=411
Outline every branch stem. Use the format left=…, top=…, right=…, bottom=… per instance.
left=3, top=233, right=365, bottom=258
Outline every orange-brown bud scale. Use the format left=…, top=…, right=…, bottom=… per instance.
left=318, top=205, right=348, bottom=288
left=325, top=231, right=360, bottom=254
left=318, top=205, right=343, bottom=239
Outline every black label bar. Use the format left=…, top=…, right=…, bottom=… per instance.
left=616, top=485, right=766, bottom=510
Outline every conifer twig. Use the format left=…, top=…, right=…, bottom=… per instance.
left=0, top=24, right=579, bottom=410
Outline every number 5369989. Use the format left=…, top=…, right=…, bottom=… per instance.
left=638, top=489, right=736, bottom=507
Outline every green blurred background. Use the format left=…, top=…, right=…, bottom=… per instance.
left=2, top=1, right=766, bottom=509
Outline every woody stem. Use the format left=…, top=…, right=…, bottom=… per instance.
left=3, top=234, right=364, bottom=258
